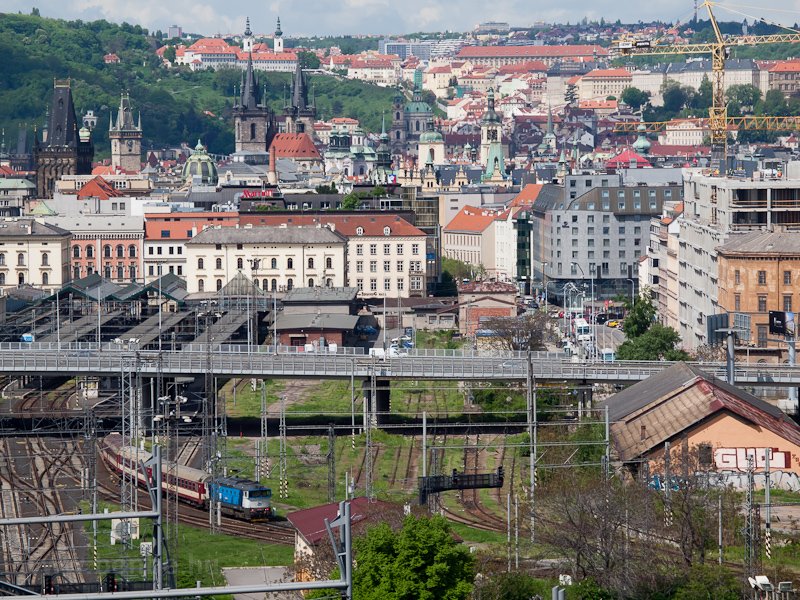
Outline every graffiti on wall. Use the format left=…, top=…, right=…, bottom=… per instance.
left=714, top=447, right=790, bottom=471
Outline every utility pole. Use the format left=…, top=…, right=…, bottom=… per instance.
left=664, top=441, right=672, bottom=528
left=527, top=351, right=536, bottom=543
left=258, top=380, right=269, bottom=480
left=327, top=424, right=336, bottom=503
left=279, top=394, right=287, bottom=499
left=765, top=448, right=772, bottom=561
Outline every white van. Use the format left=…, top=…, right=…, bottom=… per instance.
left=601, top=348, right=616, bottom=362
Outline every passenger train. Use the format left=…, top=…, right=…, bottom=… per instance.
left=100, top=433, right=274, bottom=521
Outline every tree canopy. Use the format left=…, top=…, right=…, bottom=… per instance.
left=353, top=515, right=475, bottom=600
left=620, top=86, right=650, bottom=111
left=617, top=293, right=690, bottom=361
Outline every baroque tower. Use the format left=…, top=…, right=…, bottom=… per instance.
left=242, top=17, right=254, bottom=53
left=274, top=17, right=284, bottom=53
left=35, top=79, right=93, bottom=198
left=233, top=51, right=276, bottom=154
left=480, top=88, right=502, bottom=168
left=109, top=92, right=142, bottom=173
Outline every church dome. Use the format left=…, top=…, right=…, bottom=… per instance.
left=632, top=123, right=651, bottom=154
left=419, top=128, right=443, bottom=143
left=182, top=139, right=218, bottom=185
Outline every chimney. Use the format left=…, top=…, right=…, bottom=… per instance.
left=267, top=147, right=278, bottom=185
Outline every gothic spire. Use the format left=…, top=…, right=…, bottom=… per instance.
left=290, top=60, right=309, bottom=111
left=240, top=51, right=261, bottom=110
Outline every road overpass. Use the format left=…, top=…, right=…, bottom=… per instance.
left=0, top=343, right=795, bottom=386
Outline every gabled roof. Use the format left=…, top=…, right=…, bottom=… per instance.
left=458, top=281, right=518, bottom=294
left=605, top=148, right=651, bottom=168
left=76, top=176, right=124, bottom=200
left=239, top=214, right=426, bottom=238
left=509, top=183, right=543, bottom=207
left=603, top=362, right=800, bottom=462
left=269, top=134, right=321, bottom=160
left=287, top=497, right=402, bottom=545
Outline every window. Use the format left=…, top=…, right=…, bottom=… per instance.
left=73, top=266, right=80, bottom=280
left=73, top=245, right=81, bottom=259
left=734, top=270, right=740, bottom=285
left=104, top=245, right=111, bottom=258
left=735, top=294, right=741, bottom=311
left=587, top=227, right=594, bottom=235
left=758, top=295, right=767, bottom=312
left=17, top=253, right=24, bottom=266
left=308, top=278, right=314, bottom=287
left=129, top=245, right=137, bottom=258
left=42, top=272, right=48, bottom=286
left=785, top=295, right=793, bottom=312
left=198, top=258, right=204, bottom=270
left=785, top=271, right=792, bottom=285
left=271, top=257, right=277, bottom=269
left=370, top=244, right=377, bottom=255
left=287, top=258, right=294, bottom=269
left=369, top=260, right=377, bottom=273
left=384, top=279, right=391, bottom=291
left=397, top=261, right=404, bottom=272
left=216, top=279, right=223, bottom=291
left=117, top=266, right=124, bottom=280
left=619, top=250, right=626, bottom=258
left=356, top=261, right=364, bottom=273
left=104, top=266, right=111, bottom=278
left=383, top=226, right=391, bottom=236
left=356, top=244, right=363, bottom=255
left=237, top=258, right=243, bottom=269
left=757, top=324, right=768, bottom=348
left=216, top=258, right=223, bottom=270
left=370, top=278, right=377, bottom=291
left=356, top=227, right=365, bottom=236
left=86, top=245, right=94, bottom=258
left=149, top=265, right=155, bottom=276
left=383, top=261, right=390, bottom=272
left=17, top=273, right=23, bottom=285
left=397, top=278, right=404, bottom=291
left=271, top=279, right=277, bottom=291
left=618, top=201, right=626, bottom=210
left=41, top=253, right=48, bottom=266
left=397, top=244, right=404, bottom=255
left=758, top=270, right=766, bottom=285
left=412, top=244, right=420, bottom=255
left=383, top=243, right=391, bottom=254
left=308, top=257, right=314, bottom=269
left=326, top=257, right=332, bottom=269
left=356, top=278, right=363, bottom=291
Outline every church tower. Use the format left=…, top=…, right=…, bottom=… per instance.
left=233, top=52, right=276, bottom=154
left=242, top=17, right=254, bottom=53
left=389, top=91, right=406, bottom=161
left=274, top=17, right=284, bottom=53
left=109, top=92, right=142, bottom=173
left=480, top=88, right=502, bottom=167
left=284, top=61, right=316, bottom=135
left=35, top=79, right=93, bottom=198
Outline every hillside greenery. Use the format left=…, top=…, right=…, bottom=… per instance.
left=0, top=12, right=396, bottom=157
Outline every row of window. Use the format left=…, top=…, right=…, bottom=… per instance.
left=355, top=243, right=420, bottom=256
left=352, top=260, right=423, bottom=273
left=196, top=277, right=332, bottom=292
left=149, top=246, right=183, bottom=256
left=737, top=269, right=793, bottom=286
left=73, top=265, right=136, bottom=281
left=73, top=245, right=137, bottom=259
left=0, top=252, right=50, bottom=267
left=556, top=249, right=642, bottom=260
left=0, top=273, right=30, bottom=285
left=351, top=278, right=424, bottom=292
left=734, top=294, right=794, bottom=313
left=197, top=257, right=335, bottom=271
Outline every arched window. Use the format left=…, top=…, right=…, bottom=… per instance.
left=356, top=227, right=364, bottom=236
left=250, top=123, right=256, bottom=140
left=216, top=279, right=222, bottom=291
left=104, top=245, right=111, bottom=258
left=198, top=258, right=204, bottom=270
left=326, top=257, right=332, bottom=269
left=116, top=245, right=124, bottom=258
left=237, top=257, right=243, bottom=269
left=383, top=226, right=391, bottom=236
left=395, top=111, right=400, bottom=120
left=271, top=278, right=277, bottom=291
left=104, top=266, right=111, bottom=278
left=198, top=279, right=205, bottom=292
left=415, top=121, right=420, bottom=132
left=17, top=273, right=23, bottom=285
left=86, top=245, right=94, bottom=258
left=41, top=253, right=49, bottom=266
left=128, top=245, right=137, bottom=258
left=326, top=278, right=332, bottom=287
left=42, top=272, right=48, bottom=286
left=129, top=265, right=136, bottom=281
left=254, top=279, right=260, bottom=289
left=0, top=272, right=6, bottom=284
left=308, top=278, right=314, bottom=287
left=117, top=266, right=124, bottom=280
left=307, top=257, right=314, bottom=269
left=287, top=278, right=293, bottom=290
left=17, top=253, right=24, bottom=266
left=271, top=257, right=277, bottom=269
left=395, top=131, right=401, bottom=140
left=215, top=258, right=222, bottom=270
left=73, top=266, right=80, bottom=280
left=73, top=245, right=81, bottom=259
left=0, top=254, right=5, bottom=266
left=287, top=258, right=293, bottom=269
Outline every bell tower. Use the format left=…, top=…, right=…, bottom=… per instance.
left=233, top=51, right=276, bottom=154
left=274, top=17, right=284, bottom=53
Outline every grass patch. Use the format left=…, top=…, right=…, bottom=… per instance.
left=449, top=522, right=509, bottom=545
left=289, top=380, right=354, bottom=415
left=415, top=330, right=466, bottom=350
left=222, top=378, right=283, bottom=419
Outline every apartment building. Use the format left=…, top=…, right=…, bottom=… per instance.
left=442, top=206, right=516, bottom=282
left=0, top=219, right=70, bottom=293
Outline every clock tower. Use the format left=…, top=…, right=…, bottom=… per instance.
left=109, top=92, right=142, bottom=173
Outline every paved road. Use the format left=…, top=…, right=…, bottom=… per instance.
left=222, top=567, right=298, bottom=600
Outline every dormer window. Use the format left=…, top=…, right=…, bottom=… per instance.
left=383, top=226, right=391, bottom=236
left=356, top=227, right=364, bottom=236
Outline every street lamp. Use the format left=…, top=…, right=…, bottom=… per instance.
left=541, top=262, right=549, bottom=308
left=247, top=258, right=261, bottom=349
left=626, top=278, right=636, bottom=307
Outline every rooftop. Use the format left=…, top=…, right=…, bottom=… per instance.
left=186, top=225, right=346, bottom=246
left=283, top=286, right=359, bottom=304
left=718, top=230, right=800, bottom=256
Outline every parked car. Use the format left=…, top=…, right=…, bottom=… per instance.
left=607, top=320, right=620, bottom=328
left=595, top=313, right=608, bottom=325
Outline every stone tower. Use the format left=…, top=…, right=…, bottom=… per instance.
left=242, top=17, right=254, bottom=53
left=233, top=52, right=276, bottom=154
left=389, top=91, right=406, bottom=160
left=284, top=61, right=316, bottom=135
left=480, top=88, right=502, bottom=167
left=274, top=17, right=284, bottom=53
left=35, top=79, right=93, bottom=198
left=109, top=92, right=142, bottom=173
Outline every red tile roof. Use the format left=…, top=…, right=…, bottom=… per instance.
left=239, top=214, right=426, bottom=237
left=579, top=99, right=619, bottom=109
left=287, top=497, right=402, bottom=545
left=583, top=68, right=631, bottom=78
left=509, top=183, right=543, bottom=207
left=457, top=45, right=607, bottom=59
left=605, top=148, right=651, bottom=168
left=269, top=134, right=321, bottom=160
left=144, top=212, right=239, bottom=241
left=769, top=60, right=800, bottom=73
left=444, top=206, right=509, bottom=233
left=497, top=60, right=549, bottom=74
left=76, top=176, right=124, bottom=200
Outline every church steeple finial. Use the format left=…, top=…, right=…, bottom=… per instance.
left=244, top=16, right=252, bottom=37
left=275, top=16, right=282, bottom=37
left=240, top=50, right=261, bottom=109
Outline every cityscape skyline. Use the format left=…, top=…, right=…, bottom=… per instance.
left=6, top=0, right=800, bottom=38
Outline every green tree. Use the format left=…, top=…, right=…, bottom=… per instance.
left=673, top=564, right=742, bottom=600
left=621, top=293, right=657, bottom=339
left=662, top=80, right=692, bottom=114
left=296, top=50, right=321, bottom=69
left=616, top=324, right=690, bottom=361
left=691, top=75, right=713, bottom=111
left=620, top=86, right=651, bottom=111
left=340, top=192, right=361, bottom=210
left=353, top=515, right=475, bottom=600
left=162, top=45, right=176, bottom=63
left=763, top=88, right=789, bottom=116
left=725, top=83, right=761, bottom=115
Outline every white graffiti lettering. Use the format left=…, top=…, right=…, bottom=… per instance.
left=713, top=447, right=789, bottom=471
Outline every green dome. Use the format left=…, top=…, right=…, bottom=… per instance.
left=405, top=101, right=432, bottom=113
left=182, top=139, right=218, bottom=185
left=419, top=129, right=443, bottom=143
left=632, top=124, right=651, bottom=153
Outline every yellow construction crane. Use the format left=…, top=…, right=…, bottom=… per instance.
left=613, top=1, right=800, bottom=169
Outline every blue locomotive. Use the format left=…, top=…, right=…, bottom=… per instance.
left=209, top=477, right=274, bottom=521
